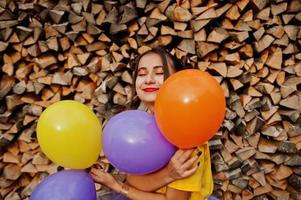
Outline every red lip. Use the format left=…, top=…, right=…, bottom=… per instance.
left=143, top=88, right=159, bottom=92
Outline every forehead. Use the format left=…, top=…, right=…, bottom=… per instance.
left=138, top=52, right=163, bottom=68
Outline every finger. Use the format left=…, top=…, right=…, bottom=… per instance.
left=90, top=172, right=100, bottom=180
left=181, top=155, right=199, bottom=170
left=90, top=168, right=100, bottom=174
left=90, top=171, right=106, bottom=182
left=90, top=172, right=101, bottom=181
left=90, top=169, right=105, bottom=177
left=172, top=149, right=184, bottom=160
left=182, top=165, right=198, bottom=178
left=90, top=172, right=98, bottom=179
left=90, top=168, right=97, bottom=174
left=93, top=163, right=101, bottom=169
left=178, top=149, right=195, bottom=163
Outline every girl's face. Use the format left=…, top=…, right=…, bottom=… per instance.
left=135, top=53, right=165, bottom=105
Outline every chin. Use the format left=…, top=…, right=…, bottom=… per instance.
left=140, top=96, right=156, bottom=105
left=138, top=92, right=157, bottom=104
left=142, top=98, right=156, bottom=104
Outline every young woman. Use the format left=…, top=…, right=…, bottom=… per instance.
left=91, top=48, right=214, bottom=200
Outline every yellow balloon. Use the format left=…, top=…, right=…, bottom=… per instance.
left=37, top=100, right=102, bottom=169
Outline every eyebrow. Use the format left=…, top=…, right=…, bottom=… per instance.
left=138, top=66, right=164, bottom=70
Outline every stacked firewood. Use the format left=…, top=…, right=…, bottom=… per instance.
left=0, top=0, right=300, bottom=199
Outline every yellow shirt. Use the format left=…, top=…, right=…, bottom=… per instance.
left=156, top=143, right=214, bottom=200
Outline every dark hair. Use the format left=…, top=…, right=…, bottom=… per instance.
left=131, top=47, right=191, bottom=86
left=128, top=47, right=192, bottom=109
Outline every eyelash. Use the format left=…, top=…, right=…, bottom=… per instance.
left=138, top=72, right=164, bottom=76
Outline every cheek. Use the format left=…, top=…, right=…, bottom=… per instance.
left=135, top=83, right=146, bottom=101
left=156, top=76, right=164, bottom=87
left=135, top=78, right=144, bottom=98
left=135, top=78, right=143, bottom=89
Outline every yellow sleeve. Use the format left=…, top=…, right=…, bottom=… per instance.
left=167, top=143, right=214, bottom=199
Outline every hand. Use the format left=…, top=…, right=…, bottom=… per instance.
left=90, top=168, right=121, bottom=192
left=166, top=149, right=199, bottom=181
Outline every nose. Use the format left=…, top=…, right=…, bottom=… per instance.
left=145, top=72, right=156, bottom=84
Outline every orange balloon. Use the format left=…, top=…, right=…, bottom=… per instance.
left=154, top=69, right=226, bottom=148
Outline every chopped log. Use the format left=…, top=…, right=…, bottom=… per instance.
left=226, top=5, right=240, bottom=20
left=266, top=47, right=282, bottom=70
left=177, top=39, right=195, bottom=54
left=137, top=24, right=148, bottom=36
left=0, top=41, right=8, bottom=52
left=161, top=25, right=176, bottom=36
left=257, top=7, right=270, bottom=21
left=3, top=164, right=22, bottom=180
left=279, top=95, right=300, bottom=110
left=191, top=19, right=210, bottom=32
left=283, top=25, right=299, bottom=41
left=150, top=8, right=167, bottom=21
left=261, top=126, right=281, bottom=138
left=120, top=6, right=137, bottom=24
left=252, top=0, right=267, bottom=10
left=252, top=170, right=266, bottom=186
left=190, top=0, right=203, bottom=7
left=173, top=21, right=187, bottom=31
left=207, top=28, right=229, bottom=43
left=247, top=133, right=260, bottom=149
left=174, top=6, right=192, bottom=22
left=267, top=172, right=288, bottom=190
left=191, top=7, right=208, bottom=17
left=196, top=42, right=218, bottom=57
left=177, top=30, right=193, bottom=39
left=196, top=8, right=217, bottom=20
left=216, top=3, right=232, bottom=17
left=52, top=71, right=73, bottom=86
left=194, top=28, right=206, bottom=41
left=258, top=137, right=278, bottom=153
left=253, top=184, right=273, bottom=196
left=136, top=0, right=147, bottom=9
left=49, top=10, right=65, bottom=24
left=34, top=55, right=57, bottom=69
left=224, top=139, right=239, bottom=153
left=255, top=35, right=275, bottom=52
left=208, top=63, right=227, bottom=77
left=235, top=147, right=256, bottom=160
left=0, top=75, right=15, bottom=100
left=113, top=93, right=127, bottom=105
left=278, top=141, right=297, bottom=154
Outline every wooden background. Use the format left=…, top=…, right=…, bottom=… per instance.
left=0, top=0, right=301, bottom=199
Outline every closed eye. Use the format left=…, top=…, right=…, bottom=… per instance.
left=137, top=68, right=148, bottom=76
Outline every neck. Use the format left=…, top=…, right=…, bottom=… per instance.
left=144, top=102, right=154, bottom=113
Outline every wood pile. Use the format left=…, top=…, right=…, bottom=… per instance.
left=0, top=0, right=300, bottom=199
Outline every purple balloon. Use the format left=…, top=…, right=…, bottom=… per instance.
left=30, top=170, right=96, bottom=200
left=103, top=110, right=176, bottom=174
left=208, top=196, right=219, bottom=200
